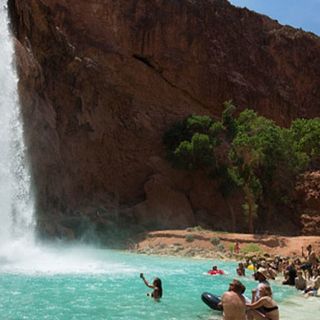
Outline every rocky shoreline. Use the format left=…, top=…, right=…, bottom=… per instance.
left=128, top=228, right=320, bottom=260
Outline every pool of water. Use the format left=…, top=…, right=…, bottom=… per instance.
left=0, top=243, right=318, bottom=319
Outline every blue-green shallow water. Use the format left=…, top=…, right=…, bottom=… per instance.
left=0, top=246, right=314, bottom=320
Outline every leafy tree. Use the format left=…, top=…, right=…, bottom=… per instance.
left=163, top=115, right=221, bottom=170
left=290, top=118, right=320, bottom=165
left=222, top=100, right=237, bottom=140
left=163, top=103, right=320, bottom=234
left=229, top=109, right=280, bottom=232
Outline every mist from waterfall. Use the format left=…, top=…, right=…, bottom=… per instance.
left=0, top=2, right=131, bottom=275
left=0, top=0, right=35, bottom=253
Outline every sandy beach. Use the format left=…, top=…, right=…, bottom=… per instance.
left=131, top=229, right=320, bottom=259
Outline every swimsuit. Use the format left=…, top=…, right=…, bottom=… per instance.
left=259, top=305, right=279, bottom=313
left=255, top=305, right=278, bottom=320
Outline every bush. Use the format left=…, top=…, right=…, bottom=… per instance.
left=210, top=237, right=221, bottom=246
left=240, top=243, right=262, bottom=254
left=185, top=234, right=195, bottom=242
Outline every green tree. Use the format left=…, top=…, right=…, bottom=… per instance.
left=222, top=100, right=237, bottom=140
left=290, top=118, right=320, bottom=165
left=163, top=104, right=320, bottom=234
left=229, top=109, right=280, bottom=232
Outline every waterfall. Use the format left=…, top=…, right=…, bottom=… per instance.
left=0, top=1, right=35, bottom=248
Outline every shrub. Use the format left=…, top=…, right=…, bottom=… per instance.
left=240, top=243, right=262, bottom=254
left=185, top=234, right=195, bottom=242
left=210, top=237, right=221, bottom=246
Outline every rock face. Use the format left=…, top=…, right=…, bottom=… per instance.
left=8, top=0, right=320, bottom=238
left=296, top=172, right=320, bottom=235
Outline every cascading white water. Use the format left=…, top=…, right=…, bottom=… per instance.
left=0, top=2, right=130, bottom=274
left=0, top=0, right=35, bottom=248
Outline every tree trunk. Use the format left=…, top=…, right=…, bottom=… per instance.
left=225, top=198, right=236, bottom=232
left=244, top=185, right=255, bottom=234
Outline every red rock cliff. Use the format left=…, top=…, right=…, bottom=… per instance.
left=8, top=0, right=320, bottom=238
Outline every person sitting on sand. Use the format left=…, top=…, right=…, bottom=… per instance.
left=295, top=270, right=306, bottom=291
left=237, top=263, right=246, bottom=276
left=140, top=273, right=163, bottom=301
left=246, top=284, right=279, bottom=320
left=220, top=279, right=247, bottom=320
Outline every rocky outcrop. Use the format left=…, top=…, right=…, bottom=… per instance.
left=296, top=172, right=320, bottom=235
left=8, top=0, right=320, bottom=238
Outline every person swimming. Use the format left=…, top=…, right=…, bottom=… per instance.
left=208, top=265, right=225, bottom=275
left=140, top=273, right=163, bottom=301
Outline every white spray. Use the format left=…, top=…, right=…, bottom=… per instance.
left=0, top=0, right=35, bottom=254
left=0, top=1, right=134, bottom=275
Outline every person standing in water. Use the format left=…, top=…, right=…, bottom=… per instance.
left=220, top=279, right=247, bottom=320
left=140, top=273, right=163, bottom=301
left=246, top=284, right=279, bottom=320
left=301, top=245, right=318, bottom=279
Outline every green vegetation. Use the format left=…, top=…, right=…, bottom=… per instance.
left=216, top=243, right=225, bottom=252
left=240, top=243, right=262, bottom=254
left=185, top=234, right=195, bottom=242
left=229, top=243, right=235, bottom=253
left=186, top=226, right=205, bottom=232
left=164, top=102, right=320, bottom=233
left=210, top=237, right=221, bottom=246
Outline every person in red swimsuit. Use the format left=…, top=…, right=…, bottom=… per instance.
left=208, top=265, right=225, bottom=275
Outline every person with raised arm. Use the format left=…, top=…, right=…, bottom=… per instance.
left=140, top=273, right=163, bottom=301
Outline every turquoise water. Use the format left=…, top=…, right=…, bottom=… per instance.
left=0, top=244, right=307, bottom=320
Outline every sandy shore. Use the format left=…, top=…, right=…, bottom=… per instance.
left=130, top=229, right=320, bottom=259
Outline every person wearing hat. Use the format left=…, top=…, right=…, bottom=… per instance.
left=252, top=267, right=270, bottom=302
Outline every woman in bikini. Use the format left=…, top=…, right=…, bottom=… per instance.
left=246, top=284, right=279, bottom=320
left=140, top=273, right=163, bottom=301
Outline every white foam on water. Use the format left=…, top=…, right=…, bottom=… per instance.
left=0, top=1, right=141, bottom=277
left=280, top=294, right=320, bottom=319
left=0, top=242, right=139, bottom=275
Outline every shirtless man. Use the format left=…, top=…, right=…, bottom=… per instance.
left=220, top=279, right=246, bottom=320
left=301, top=245, right=318, bottom=278
left=305, top=245, right=318, bottom=266
left=295, top=270, right=306, bottom=291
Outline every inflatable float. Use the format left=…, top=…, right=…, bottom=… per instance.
left=247, top=264, right=255, bottom=271
left=201, top=292, right=251, bottom=310
left=207, top=269, right=224, bottom=275
left=201, top=292, right=222, bottom=311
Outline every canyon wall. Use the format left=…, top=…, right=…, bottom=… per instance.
left=8, top=0, right=320, bottom=239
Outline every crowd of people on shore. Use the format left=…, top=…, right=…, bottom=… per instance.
left=241, top=244, right=320, bottom=296
left=220, top=243, right=319, bottom=320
